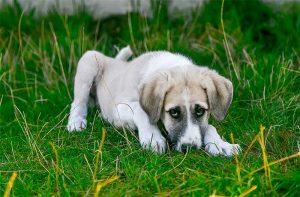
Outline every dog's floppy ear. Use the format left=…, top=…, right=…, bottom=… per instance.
left=201, top=70, right=233, bottom=121
left=139, top=72, right=172, bottom=124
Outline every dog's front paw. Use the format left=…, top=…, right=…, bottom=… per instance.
left=67, top=116, right=87, bottom=132
left=205, top=141, right=241, bottom=156
left=140, top=133, right=166, bottom=154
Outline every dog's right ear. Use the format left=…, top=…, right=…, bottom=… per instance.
left=200, top=70, right=233, bottom=121
left=139, top=72, right=172, bottom=124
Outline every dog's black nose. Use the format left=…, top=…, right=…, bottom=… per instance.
left=181, top=144, right=197, bottom=153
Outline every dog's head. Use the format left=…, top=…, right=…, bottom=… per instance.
left=139, top=65, right=233, bottom=152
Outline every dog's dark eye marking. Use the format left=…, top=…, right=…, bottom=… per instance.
left=194, top=104, right=206, bottom=118
left=168, top=106, right=181, bottom=119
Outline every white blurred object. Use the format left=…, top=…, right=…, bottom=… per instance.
left=0, top=0, right=152, bottom=18
left=0, top=0, right=299, bottom=18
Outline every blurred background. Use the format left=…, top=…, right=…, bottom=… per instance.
left=1, top=0, right=300, bottom=19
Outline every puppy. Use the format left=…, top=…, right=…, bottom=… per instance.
left=67, top=46, right=241, bottom=156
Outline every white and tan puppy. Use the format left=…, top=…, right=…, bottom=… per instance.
left=67, top=46, right=241, bottom=156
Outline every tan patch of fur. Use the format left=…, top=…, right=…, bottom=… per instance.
left=163, top=67, right=208, bottom=111
left=140, top=65, right=232, bottom=123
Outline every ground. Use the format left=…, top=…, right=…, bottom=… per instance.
left=0, top=0, right=299, bottom=196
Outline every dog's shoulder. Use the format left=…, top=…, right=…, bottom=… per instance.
left=137, top=51, right=193, bottom=77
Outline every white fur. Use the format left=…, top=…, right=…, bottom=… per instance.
left=204, top=125, right=241, bottom=156
left=141, top=52, right=192, bottom=79
left=130, top=102, right=166, bottom=153
left=176, top=87, right=202, bottom=151
left=67, top=46, right=240, bottom=156
left=115, top=46, right=133, bottom=61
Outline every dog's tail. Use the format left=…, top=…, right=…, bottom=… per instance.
left=115, top=45, right=133, bottom=61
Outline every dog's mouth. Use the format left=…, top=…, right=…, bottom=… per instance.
left=157, top=120, right=202, bottom=152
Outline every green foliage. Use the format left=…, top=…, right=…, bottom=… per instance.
left=0, top=0, right=299, bottom=196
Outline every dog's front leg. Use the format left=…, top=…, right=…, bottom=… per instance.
left=203, top=125, right=241, bottom=156
left=129, top=102, right=166, bottom=154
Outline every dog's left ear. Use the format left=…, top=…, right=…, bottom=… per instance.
left=201, top=70, right=233, bottom=121
left=139, top=72, right=172, bottom=124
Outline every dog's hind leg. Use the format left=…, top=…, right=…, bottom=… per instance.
left=67, top=51, right=108, bottom=131
left=115, top=45, right=133, bottom=61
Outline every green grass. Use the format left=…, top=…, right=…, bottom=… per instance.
left=0, top=0, right=300, bottom=196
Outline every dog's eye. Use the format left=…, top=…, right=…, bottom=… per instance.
left=168, top=107, right=181, bottom=119
left=194, top=104, right=205, bottom=118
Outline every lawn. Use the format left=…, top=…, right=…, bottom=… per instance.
left=0, top=0, right=299, bottom=196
